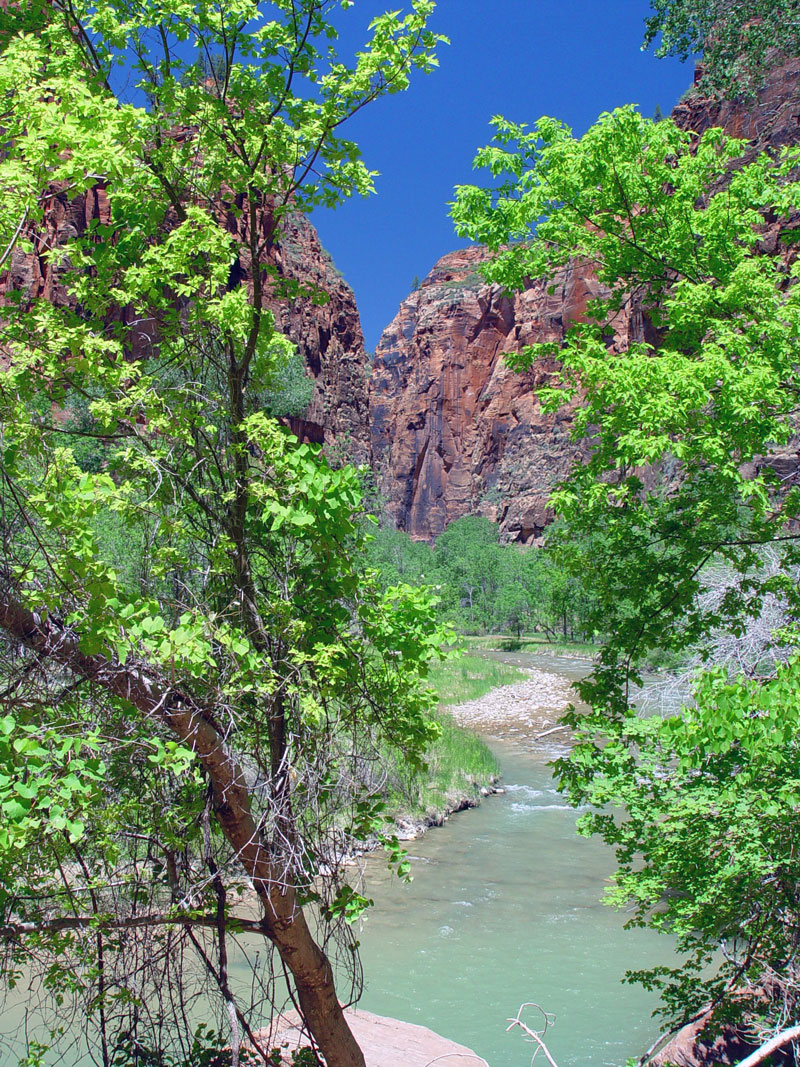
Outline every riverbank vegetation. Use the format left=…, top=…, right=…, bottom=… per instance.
left=426, top=652, right=529, bottom=705
left=367, top=516, right=600, bottom=641
left=0, top=4, right=447, bottom=1066
left=453, top=7, right=800, bottom=1056
left=374, top=656, right=511, bottom=826
left=386, top=707, right=500, bottom=821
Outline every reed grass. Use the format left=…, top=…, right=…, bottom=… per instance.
left=383, top=654, right=530, bottom=819
left=425, top=653, right=528, bottom=706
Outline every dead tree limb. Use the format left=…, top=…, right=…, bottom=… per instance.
left=506, top=1003, right=560, bottom=1067
left=735, top=1025, right=800, bottom=1067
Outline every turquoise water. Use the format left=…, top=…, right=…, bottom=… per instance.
left=356, top=740, right=675, bottom=1067
left=1, top=654, right=677, bottom=1066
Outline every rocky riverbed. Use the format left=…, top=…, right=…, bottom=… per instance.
left=446, top=666, right=575, bottom=751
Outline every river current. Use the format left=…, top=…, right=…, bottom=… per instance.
left=2, top=653, right=677, bottom=1066
left=355, top=653, right=676, bottom=1067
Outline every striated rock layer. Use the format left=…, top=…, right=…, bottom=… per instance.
left=2, top=192, right=370, bottom=463
left=370, top=61, right=800, bottom=543
left=371, top=249, right=603, bottom=542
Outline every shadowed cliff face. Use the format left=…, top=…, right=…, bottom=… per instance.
left=3, top=190, right=371, bottom=464
left=270, top=211, right=371, bottom=464
left=370, top=60, right=800, bottom=543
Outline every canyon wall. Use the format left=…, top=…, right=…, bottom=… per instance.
left=2, top=192, right=371, bottom=463
left=271, top=211, right=371, bottom=464
left=370, top=250, right=611, bottom=542
left=369, top=61, right=800, bottom=542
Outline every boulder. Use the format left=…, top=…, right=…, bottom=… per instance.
left=254, top=1008, right=487, bottom=1066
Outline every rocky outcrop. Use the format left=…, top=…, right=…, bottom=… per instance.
left=673, top=57, right=800, bottom=153
left=370, top=249, right=636, bottom=542
left=257, top=1007, right=486, bottom=1066
left=2, top=190, right=370, bottom=463
left=369, top=61, right=800, bottom=543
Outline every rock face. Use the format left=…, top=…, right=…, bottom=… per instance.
left=672, top=57, right=800, bottom=153
left=272, top=211, right=371, bottom=464
left=2, top=190, right=371, bottom=463
left=258, top=1007, right=487, bottom=1067
left=370, top=249, right=606, bottom=541
left=369, top=61, right=800, bottom=542
left=369, top=248, right=655, bottom=543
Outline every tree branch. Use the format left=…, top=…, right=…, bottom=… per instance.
left=0, top=912, right=268, bottom=938
left=0, top=583, right=366, bottom=1067
left=735, top=1026, right=800, bottom=1067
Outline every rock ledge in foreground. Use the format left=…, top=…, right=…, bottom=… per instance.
left=256, top=1007, right=487, bottom=1066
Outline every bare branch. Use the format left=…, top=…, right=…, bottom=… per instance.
left=505, top=1003, right=560, bottom=1067
left=735, top=1025, right=800, bottom=1067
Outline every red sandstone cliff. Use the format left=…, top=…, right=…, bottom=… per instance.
left=672, top=57, right=800, bottom=151
left=370, top=250, right=604, bottom=542
left=370, top=61, right=800, bottom=542
left=2, top=191, right=370, bottom=463
left=369, top=243, right=657, bottom=542
left=271, top=212, right=371, bottom=463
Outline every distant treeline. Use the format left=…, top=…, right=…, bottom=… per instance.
left=367, top=515, right=598, bottom=640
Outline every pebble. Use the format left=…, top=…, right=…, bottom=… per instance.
left=446, top=667, right=576, bottom=751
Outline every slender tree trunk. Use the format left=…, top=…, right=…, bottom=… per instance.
left=0, top=588, right=366, bottom=1067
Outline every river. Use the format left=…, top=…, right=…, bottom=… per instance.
left=1, top=653, right=677, bottom=1066
left=354, top=652, right=677, bottom=1067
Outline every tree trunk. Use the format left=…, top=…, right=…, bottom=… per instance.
left=0, top=588, right=366, bottom=1067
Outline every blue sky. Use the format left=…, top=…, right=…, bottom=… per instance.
left=311, top=0, right=694, bottom=351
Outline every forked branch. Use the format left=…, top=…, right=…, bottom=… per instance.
left=506, top=1003, right=560, bottom=1067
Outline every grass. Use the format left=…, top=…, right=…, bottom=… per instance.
left=463, top=634, right=597, bottom=658
left=382, top=654, right=528, bottom=821
left=386, top=711, right=500, bottom=818
left=425, top=653, right=529, bottom=706
left=415, top=709, right=501, bottom=812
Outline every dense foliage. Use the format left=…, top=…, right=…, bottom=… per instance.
left=453, top=102, right=800, bottom=1046
left=644, top=0, right=800, bottom=97
left=367, top=516, right=598, bottom=641
left=0, top=3, right=446, bottom=1066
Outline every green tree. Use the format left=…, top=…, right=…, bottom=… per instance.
left=434, top=516, right=500, bottom=632
left=366, top=524, right=435, bottom=589
left=0, top=3, right=445, bottom=1065
left=643, top=0, right=800, bottom=97
left=491, top=547, right=530, bottom=637
left=453, top=105, right=800, bottom=1046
